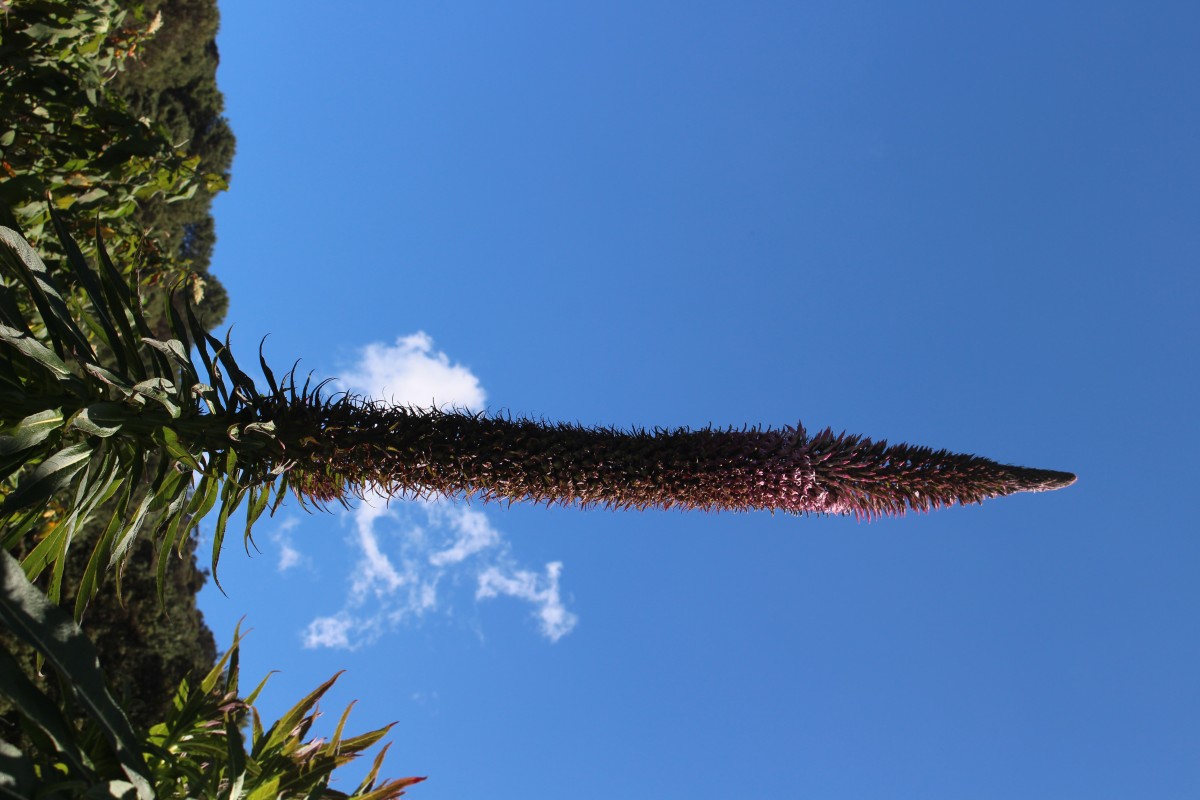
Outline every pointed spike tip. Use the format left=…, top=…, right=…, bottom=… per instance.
left=1005, top=465, right=1077, bottom=492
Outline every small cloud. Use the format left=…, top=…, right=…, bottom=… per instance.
left=477, top=562, right=578, bottom=642
left=303, top=613, right=354, bottom=649
left=270, top=517, right=306, bottom=572
left=278, top=542, right=302, bottom=572
left=339, top=332, right=485, bottom=410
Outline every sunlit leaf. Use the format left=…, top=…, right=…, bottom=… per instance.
left=0, top=408, right=64, bottom=451
left=71, top=402, right=126, bottom=437
left=2, top=441, right=92, bottom=514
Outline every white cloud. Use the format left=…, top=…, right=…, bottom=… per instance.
left=477, top=562, right=578, bottom=642
left=301, top=335, right=575, bottom=649
left=307, top=497, right=567, bottom=649
left=303, top=613, right=354, bottom=649
left=270, top=517, right=306, bottom=572
left=339, top=332, right=486, bottom=411
left=427, top=502, right=501, bottom=566
left=278, top=542, right=302, bottom=571
left=349, top=494, right=406, bottom=601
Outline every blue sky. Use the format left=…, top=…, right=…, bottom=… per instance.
left=196, top=2, right=1198, bottom=797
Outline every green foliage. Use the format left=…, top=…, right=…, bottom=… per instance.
left=0, top=547, right=425, bottom=799
left=0, top=1, right=194, bottom=236
left=0, top=210, right=277, bottom=613
left=112, top=0, right=235, bottom=275
left=1, top=529, right=218, bottom=732
left=0, top=0, right=228, bottom=747
left=0, top=5, right=419, bottom=795
left=0, top=0, right=230, bottom=324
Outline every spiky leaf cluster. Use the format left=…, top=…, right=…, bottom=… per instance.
left=0, top=547, right=424, bottom=799
left=0, top=209, right=280, bottom=613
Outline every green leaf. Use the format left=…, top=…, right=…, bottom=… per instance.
left=0, top=408, right=64, bottom=457
left=73, top=458, right=127, bottom=620
left=107, top=489, right=154, bottom=570
left=76, top=187, right=109, bottom=204
left=154, top=426, right=202, bottom=472
left=243, top=482, right=273, bottom=549
left=156, top=472, right=219, bottom=606
left=184, top=301, right=227, bottom=412
left=243, top=420, right=277, bottom=439
left=0, top=646, right=93, bottom=778
left=0, top=549, right=153, bottom=800
left=71, top=403, right=127, bottom=437
left=143, top=337, right=189, bottom=367
left=356, top=775, right=428, bottom=800
left=131, top=378, right=180, bottom=418
left=0, top=222, right=95, bottom=363
left=1, top=441, right=92, bottom=514
left=221, top=719, right=247, bottom=800
left=0, top=322, right=73, bottom=377
left=244, top=777, right=280, bottom=800
left=210, top=477, right=246, bottom=591
left=93, top=227, right=147, bottom=382
left=84, top=362, right=136, bottom=396
left=244, top=670, right=275, bottom=707
left=257, top=671, right=344, bottom=757
left=0, top=131, right=15, bottom=147
left=337, top=722, right=395, bottom=756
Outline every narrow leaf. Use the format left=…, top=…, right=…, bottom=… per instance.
left=71, top=403, right=126, bottom=438
left=48, top=211, right=124, bottom=373
left=143, top=337, right=190, bottom=367
left=0, top=549, right=154, bottom=799
left=258, top=671, right=345, bottom=756
left=0, top=323, right=73, bottom=377
left=131, top=378, right=180, bottom=418
left=1, top=441, right=92, bottom=514
left=0, top=646, right=92, bottom=777
left=0, top=408, right=64, bottom=457
left=155, top=426, right=202, bottom=472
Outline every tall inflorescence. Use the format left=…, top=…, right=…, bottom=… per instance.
left=279, top=398, right=1076, bottom=520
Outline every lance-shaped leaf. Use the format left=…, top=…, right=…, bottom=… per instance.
left=0, top=225, right=94, bottom=363
left=0, top=645, right=93, bottom=778
left=71, top=402, right=127, bottom=437
left=0, top=408, right=64, bottom=479
left=0, top=548, right=153, bottom=800
left=47, top=206, right=126, bottom=373
left=1, top=441, right=92, bottom=514
left=0, top=322, right=74, bottom=378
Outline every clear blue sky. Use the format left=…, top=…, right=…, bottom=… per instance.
left=197, top=2, right=1199, bottom=797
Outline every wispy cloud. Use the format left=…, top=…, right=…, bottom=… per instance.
left=477, top=561, right=578, bottom=643
left=300, top=333, right=575, bottom=650
left=302, top=496, right=576, bottom=649
left=427, top=500, right=501, bottom=566
left=269, top=517, right=306, bottom=572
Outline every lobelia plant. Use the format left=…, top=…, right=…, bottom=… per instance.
left=0, top=207, right=1075, bottom=612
